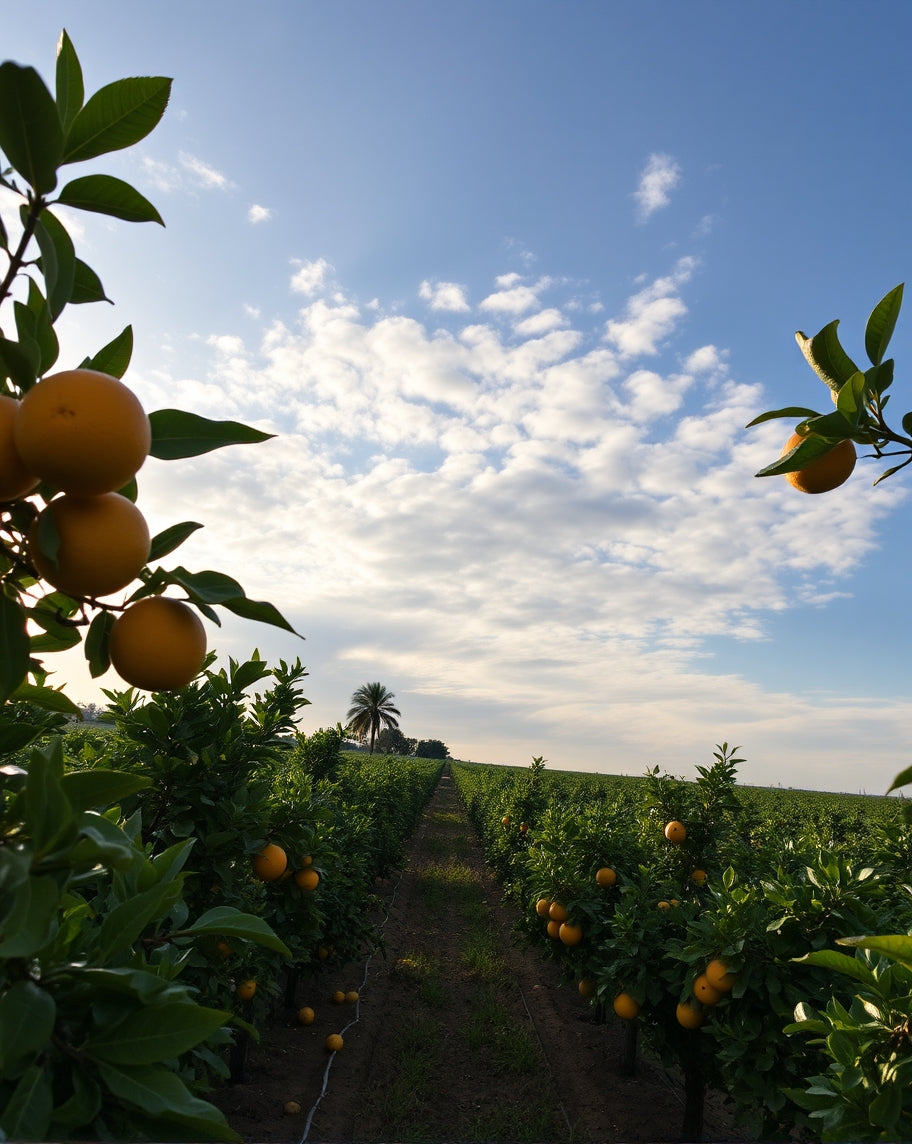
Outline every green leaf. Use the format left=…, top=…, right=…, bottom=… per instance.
left=755, top=433, right=844, bottom=478
left=24, top=277, right=59, bottom=375
left=83, top=324, right=133, bottom=377
left=887, top=764, right=912, bottom=793
left=0, top=335, right=39, bottom=391
left=61, top=769, right=152, bottom=812
left=837, top=934, right=912, bottom=972
left=834, top=371, right=868, bottom=426
left=0, top=593, right=30, bottom=701
left=55, top=30, right=84, bottom=133
left=221, top=594, right=302, bottom=637
left=57, top=174, right=164, bottom=225
left=70, top=257, right=111, bottom=305
left=0, top=980, right=56, bottom=1073
left=181, top=905, right=292, bottom=956
left=865, top=284, right=903, bottom=367
left=792, top=949, right=877, bottom=987
left=166, top=567, right=246, bottom=604
left=95, top=1062, right=240, bottom=1141
left=33, top=208, right=75, bottom=320
left=149, top=521, right=203, bottom=562
left=9, top=682, right=81, bottom=717
left=63, top=76, right=172, bottom=165
left=23, top=738, right=75, bottom=856
left=0, top=63, right=63, bottom=193
left=0, top=1063, right=53, bottom=1142
left=84, top=1002, right=232, bottom=1065
left=85, top=608, right=115, bottom=678
left=745, top=406, right=821, bottom=429
left=0, top=876, right=59, bottom=959
left=0, top=723, right=43, bottom=753
left=148, top=409, right=275, bottom=459
left=96, top=880, right=183, bottom=962
left=796, top=320, right=860, bottom=396
left=803, top=409, right=857, bottom=439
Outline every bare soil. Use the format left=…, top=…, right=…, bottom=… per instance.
left=211, top=769, right=747, bottom=1143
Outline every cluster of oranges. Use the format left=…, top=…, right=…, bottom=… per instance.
left=536, top=896, right=583, bottom=947
left=1, top=368, right=208, bottom=691
left=251, top=841, right=321, bottom=890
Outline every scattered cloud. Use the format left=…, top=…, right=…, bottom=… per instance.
left=249, top=204, right=272, bottom=224
left=178, top=152, right=233, bottom=191
left=604, top=257, right=696, bottom=356
left=290, top=257, right=333, bottom=295
left=419, top=279, right=471, bottom=312
left=480, top=275, right=552, bottom=315
left=633, top=153, right=682, bottom=222
left=140, top=153, right=234, bottom=194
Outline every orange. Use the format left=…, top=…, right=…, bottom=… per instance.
left=317, top=946, right=330, bottom=960
left=345, top=990, right=359, bottom=1003
left=519, top=822, right=528, bottom=833
left=236, top=980, right=256, bottom=1001
left=548, top=901, right=568, bottom=923
left=613, top=993, right=639, bottom=1020
left=705, top=958, right=736, bottom=993
left=535, top=897, right=552, bottom=917
left=216, top=941, right=232, bottom=958
left=676, top=1002, right=703, bottom=1029
left=578, top=979, right=596, bottom=998
left=546, top=919, right=562, bottom=939
left=109, top=596, right=207, bottom=691
left=29, top=492, right=150, bottom=599
left=595, top=867, right=617, bottom=887
left=331, top=990, right=345, bottom=1004
left=502, top=815, right=510, bottom=826
left=782, top=431, right=856, bottom=494
left=325, top=1033, right=343, bottom=1052
left=657, top=900, right=671, bottom=911
left=691, top=869, right=707, bottom=886
left=693, top=974, right=722, bottom=1006
left=295, top=868, right=320, bottom=891
left=0, top=395, right=39, bottom=500
left=14, top=369, right=151, bottom=495
left=252, top=842, right=288, bottom=882
left=283, top=1102, right=302, bottom=1116
left=559, top=922, right=583, bottom=946
left=297, top=1006, right=315, bottom=1025
left=301, top=855, right=313, bottom=865
left=664, top=820, right=687, bottom=844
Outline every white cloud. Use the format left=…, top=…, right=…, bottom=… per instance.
left=290, top=257, right=333, bottom=295
left=140, top=154, right=233, bottom=194
left=419, top=279, right=470, bottom=312
left=178, top=152, right=233, bottom=191
left=249, top=204, right=272, bottom=224
left=604, top=258, right=696, bottom=357
left=480, top=275, right=552, bottom=315
left=633, top=153, right=682, bottom=221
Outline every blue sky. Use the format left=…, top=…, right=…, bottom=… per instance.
left=6, top=2, right=912, bottom=792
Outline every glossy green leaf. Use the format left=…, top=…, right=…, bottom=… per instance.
left=57, top=174, right=164, bottom=225
left=796, top=320, right=859, bottom=396
left=744, top=406, right=820, bottom=429
left=85, top=1002, right=232, bottom=1065
left=148, top=521, right=203, bottom=561
left=755, top=433, right=845, bottom=478
left=23, top=738, right=75, bottom=856
left=0, top=1063, right=53, bottom=1142
left=792, top=949, right=877, bottom=987
left=0, top=876, right=59, bottom=959
left=70, top=257, right=111, bottom=305
left=0, top=980, right=56, bottom=1073
left=166, top=567, right=245, bottom=604
left=0, top=63, right=62, bottom=193
left=55, top=30, right=84, bottom=133
left=47, top=1067, right=101, bottom=1131
left=0, top=334, right=39, bottom=391
left=148, top=408, right=275, bottom=459
left=10, top=682, right=81, bottom=716
left=181, top=905, right=292, bottom=956
left=33, top=208, right=75, bottom=320
left=24, top=277, right=59, bottom=374
left=838, top=934, right=912, bottom=972
left=887, top=763, right=912, bottom=793
left=0, top=593, right=30, bottom=701
left=63, top=76, right=172, bottom=165
left=96, top=880, right=183, bottom=962
left=85, top=608, right=115, bottom=678
left=61, top=769, right=151, bottom=812
left=865, top=283, right=903, bottom=367
left=0, top=723, right=43, bottom=753
left=29, top=623, right=81, bottom=653
left=221, top=594, right=301, bottom=636
left=95, top=1062, right=240, bottom=1141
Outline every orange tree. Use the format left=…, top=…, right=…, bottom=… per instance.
left=749, top=285, right=912, bottom=1140
left=0, top=34, right=300, bottom=1140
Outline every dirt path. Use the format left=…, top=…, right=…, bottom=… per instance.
left=213, top=768, right=744, bottom=1143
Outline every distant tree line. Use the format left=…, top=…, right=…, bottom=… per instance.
left=344, top=681, right=450, bottom=759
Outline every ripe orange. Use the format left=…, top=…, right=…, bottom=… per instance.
left=317, top=946, right=330, bottom=960
left=252, top=842, right=288, bottom=882
left=332, top=990, right=346, bottom=1004
left=676, top=1002, right=703, bottom=1029
left=216, top=941, right=232, bottom=958
left=613, top=992, right=640, bottom=1020
left=297, top=1006, right=315, bottom=1025
left=691, top=869, right=708, bottom=886
left=29, top=493, right=150, bottom=599
left=595, top=867, right=617, bottom=887
left=236, top=980, right=256, bottom=1001
left=325, top=1033, right=344, bottom=1052
left=559, top=922, right=583, bottom=946
left=693, top=974, right=722, bottom=1005
left=705, top=958, right=736, bottom=993
left=657, top=900, right=671, bottom=911
left=283, top=1102, right=301, bottom=1116
left=578, top=979, right=595, bottom=998
left=301, top=855, right=313, bottom=866
left=502, top=815, right=511, bottom=826
left=345, top=991, right=359, bottom=1003
left=548, top=901, right=568, bottom=923
left=535, top=897, right=552, bottom=917
left=546, top=919, right=562, bottom=939
left=295, top=868, right=320, bottom=891
left=109, top=596, right=207, bottom=691
left=519, top=822, right=528, bottom=833
left=781, top=431, right=856, bottom=494
left=664, top=820, right=687, bottom=844
left=14, top=369, right=151, bottom=495
left=0, top=395, right=39, bottom=500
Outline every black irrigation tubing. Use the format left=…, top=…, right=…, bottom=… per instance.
left=297, top=804, right=434, bottom=1144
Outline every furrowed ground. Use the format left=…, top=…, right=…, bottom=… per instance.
left=213, top=766, right=745, bottom=1143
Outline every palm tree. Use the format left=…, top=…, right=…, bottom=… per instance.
left=345, top=682, right=401, bottom=755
